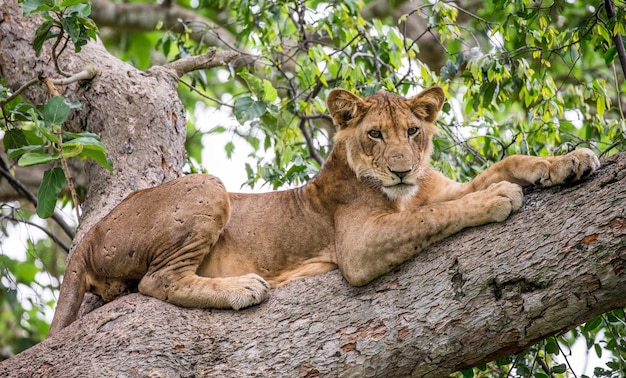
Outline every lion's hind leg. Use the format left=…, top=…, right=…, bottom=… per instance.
left=138, top=271, right=269, bottom=310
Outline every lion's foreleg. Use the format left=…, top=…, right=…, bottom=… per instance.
left=337, top=181, right=524, bottom=286
left=466, top=148, right=600, bottom=190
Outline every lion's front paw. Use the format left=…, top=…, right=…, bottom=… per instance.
left=544, top=148, right=600, bottom=186
left=482, top=181, right=524, bottom=223
left=227, top=273, right=270, bottom=310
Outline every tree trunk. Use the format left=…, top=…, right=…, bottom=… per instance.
left=2, top=1, right=626, bottom=377
left=0, top=0, right=186, bottom=234
left=0, top=155, right=624, bottom=377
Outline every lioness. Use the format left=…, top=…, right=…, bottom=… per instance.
left=49, top=87, right=600, bottom=335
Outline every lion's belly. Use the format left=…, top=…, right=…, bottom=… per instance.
left=196, top=191, right=337, bottom=286
left=196, top=233, right=337, bottom=287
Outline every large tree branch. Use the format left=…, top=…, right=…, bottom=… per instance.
left=90, top=0, right=236, bottom=51
left=2, top=152, right=625, bottom=377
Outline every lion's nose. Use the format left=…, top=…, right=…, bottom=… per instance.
left=390, top=169, right=411, bottom=179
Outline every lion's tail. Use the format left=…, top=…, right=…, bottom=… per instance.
left=48, top=249, right=87, bottom=337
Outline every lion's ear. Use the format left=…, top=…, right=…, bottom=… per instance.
left=408, top=86, right=446, bottom=123
left=327, top=89, right=368, bottom=128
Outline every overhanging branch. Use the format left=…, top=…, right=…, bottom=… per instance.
left=162, top=50, right=239, bottom=79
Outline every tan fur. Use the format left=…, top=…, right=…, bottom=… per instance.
left=49, top=87, right=600, bottom=335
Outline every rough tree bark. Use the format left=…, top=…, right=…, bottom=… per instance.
left=1, top=1, right=626, bottom=377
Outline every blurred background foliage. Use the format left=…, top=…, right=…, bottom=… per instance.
left=1, top=0, right=625, bottom=375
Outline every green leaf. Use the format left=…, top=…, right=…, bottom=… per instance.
left=482, top=81, right=497, bottom=107
left=224, top=141, right=235, bottom=158
left=7, top=145, right=43, bottom=161
left=233, top=96, right=267, bottom=123
left=43, top=96, right=71, bottom=126
left=62, top=136, right=107, bottom=151
left=545, top=339, right=559, bottom=354
left=584, top=316, right=602, bottom=332
left=551, top=363, right=567, bottom=374
left=61, top=144, right=83, bottom=158
left=3, top=129, right=29, bottom=151
left=596, top=95, right=606, bottom=118
left=594, top=343, right=602, bottom=358
left=62, top=0, right=91, bottom=14
left=36, top=122, right=57, bottom=143
left=62, top=131, right=109, bottom=168
left=61, top=130, right=101, bottom=140
left=262, top=80, right=277, bottom=103
left=14, top=260, right=39, bottom=284
left=22, top=0, right=54, bottom=16
left=59, top=14, right=83, bottom=47
left=207, top=126, right=227, bottom=134
left=17, top=152, right=57, bottom=167
left=604, top=46, right=617, bottom=65
left=80, top=148, right=113, bottom=172
left=238, top=72, right=265, bottom=99
left=22, top=129, right=45, bottom=146
left=36, top=167, right=66, bottom=218
left=33, top=19, right=58, bottom=57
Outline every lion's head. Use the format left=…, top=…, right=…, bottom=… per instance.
left=327, top=87, right=446, bottom=201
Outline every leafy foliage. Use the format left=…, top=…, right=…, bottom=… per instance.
left=21, top=0, right=97, bottom=56
left=0, top=204, right=66, bottom=358
left=2, top=93, right=112, bottom=218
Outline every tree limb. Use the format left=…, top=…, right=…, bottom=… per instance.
left=0, top=213, right=70, bottom=252
left=2, top=152, right=625, bottom=377
left=162, top=50, right=239, bottom=79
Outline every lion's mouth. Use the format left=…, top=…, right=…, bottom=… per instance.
left=385, top=177, right=417, bottom=187
left=385, top=182, right=414, bottom=188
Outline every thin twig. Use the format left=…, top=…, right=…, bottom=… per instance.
left=298, top=118, right=325, bottom=166
left=58, top=131, right=81, bottom=221
left=44, top=78, right=81, bottom=221
left=555, top=338, right=579, bottom=378
left=0, top=67, right=98, bottom=108
left=0, top=214, right=70, bottom=253
left=51, top=31, right=72, bottom=77
left=178, top=79, right=234, bottom=107
left=50, top=66, right=98, bottom=86
left=0, top=78, right=40, bottom=107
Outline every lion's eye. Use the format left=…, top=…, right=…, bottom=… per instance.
left=407, top=127, right=420, bottom=137
left=368, top=130, right=383, bottom=139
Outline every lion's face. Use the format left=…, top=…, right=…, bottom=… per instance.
left=327, top=87, right=445, bottom=201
